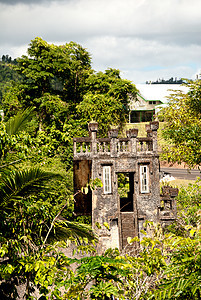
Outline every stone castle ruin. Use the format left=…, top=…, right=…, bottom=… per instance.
left=73, top=121, right=178, bottom=251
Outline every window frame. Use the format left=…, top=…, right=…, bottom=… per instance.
left=140, top=165, right=149, bottom=193
left=103, top=165, right=112, bottom=194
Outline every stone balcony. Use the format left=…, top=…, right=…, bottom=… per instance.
left=73, top=121, right=159, bottom=159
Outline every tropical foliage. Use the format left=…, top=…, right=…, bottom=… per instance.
left=0, top=55, right=20, bottom=103
left=0, top=38, right=201, bottom=299
left=0, top=111, right=96, bottom=299
left=159, top=80, right=201, bottom=167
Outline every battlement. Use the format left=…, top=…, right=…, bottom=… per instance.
left=73, top=121, right=159, bottom=159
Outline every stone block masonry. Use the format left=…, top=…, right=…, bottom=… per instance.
left=73, top=121, right=177, bottom=252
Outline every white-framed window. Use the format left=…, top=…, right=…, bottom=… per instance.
left=140, top=165, right=149, bottom=193
left=103, top=166, right=112, bottom=194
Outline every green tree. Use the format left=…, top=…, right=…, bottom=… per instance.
left=0, top=57, right=21, bottom=104
left=159, top=80, right=201, bottom=167
left=66, top=253, right=125, bottom=299
left=2, top=38, right=137, bottom=170
left=0, top=108, right=34, bottom=165
left=0, top=111, right=96, bottom=299
left=3, top=39, right=137, bottom=136
left=167, top=178, right=201, bottom=236
left=77, top=69, right=137, bottom=136
left=11, top=37, right=91, bottom=131
left=155, top=226, right=201, bottom=300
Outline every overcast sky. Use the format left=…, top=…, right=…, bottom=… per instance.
left=1, top=0, right=201, bottom=83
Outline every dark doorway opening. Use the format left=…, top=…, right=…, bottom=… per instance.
left=117, top=172, right=134, bottom=212
left=74, top=160, right=92, bottom=216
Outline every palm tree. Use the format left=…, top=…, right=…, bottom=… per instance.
left=5, top=107, right=34, bottom=136
left=0, top=166, right=96, bottom=299
left=0, top=166, right=96, bottom=244
left=1, top=108, right=96, bottom=243
left=0, top=109, right=96, bottom=299
left=0, top=107, right=34, bottom=169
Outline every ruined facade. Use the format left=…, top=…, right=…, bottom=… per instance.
left=73, top=121, right=177, bottom=251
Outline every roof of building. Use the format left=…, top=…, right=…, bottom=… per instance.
left=135, top=84, right=189, bottom=104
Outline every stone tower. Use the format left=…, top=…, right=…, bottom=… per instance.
left=73, top=121, right=177, bottom=251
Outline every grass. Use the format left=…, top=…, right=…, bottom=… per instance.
left=125, top=122, right=149, bottom=137
left=160, top=178, right=196, bottom=189
left=125, top=122, right=167, bottom=146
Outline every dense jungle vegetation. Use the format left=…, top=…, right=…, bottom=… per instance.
left=0, top=37, right=200, bottom=299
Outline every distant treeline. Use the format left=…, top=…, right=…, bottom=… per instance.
left=1, top=55, right=17, bottom=64
left=146, top=77, right=185, bottom=84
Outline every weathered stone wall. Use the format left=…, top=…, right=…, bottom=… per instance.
left=73, top=121, right=176, bottom=252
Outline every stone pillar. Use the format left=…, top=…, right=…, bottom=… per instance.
left=150, top=121, right=159, bottom=153
left=88, top=121, right=98, bottom=153
left=129, top=128, right=138, bottom=154
left=146, top=124, right=152, bottom=138
left=109, top=128, right=118, bottom=156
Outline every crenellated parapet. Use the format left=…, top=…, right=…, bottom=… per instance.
left=73, top=121, right=159, bottom=159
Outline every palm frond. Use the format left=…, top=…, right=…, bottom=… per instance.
left=0, top=167, right=60, bottom=209
left=5, top=107, right=34, bottom=136
left=48, top=220, right=97, bottom=244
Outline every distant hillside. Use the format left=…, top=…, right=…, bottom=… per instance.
left=0, top=55, right=22, bottom=103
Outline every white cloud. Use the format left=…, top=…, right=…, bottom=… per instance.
left=0, top=0, right=201, bottom=83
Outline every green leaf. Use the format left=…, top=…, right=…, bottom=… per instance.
left=103, top=222, right=110, bottom=230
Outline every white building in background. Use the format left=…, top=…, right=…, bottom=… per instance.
left=129, top=84, right=189, bottom=123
